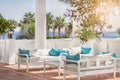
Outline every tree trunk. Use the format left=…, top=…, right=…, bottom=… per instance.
left=0, top=34, right=1, bottom=39
left=47, top=28, right=49, bottom=37
left=53, top=29, right=55, bottom=37
left=3, top=34, right=5, bottom=39
left=65, top=28, right=67, bottom=36
left=46, top=26, right=49, bottom=37
left=58, top=27, right=61, bottom=38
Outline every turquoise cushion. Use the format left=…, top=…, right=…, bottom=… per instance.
left=112, top=53, right=118, bottom=58
left=81, top=47, right=92, bottom=54
left=19, top=49, right=30, bottom=57
left=64, top=53, right=80, bottom=65
left=97, top=52, right=109, bottom=55
left=49, top=48, right=60, bottom=56
left=58, top=49, right=69, bottom=53
left=61, top=52, right=69, bottom=56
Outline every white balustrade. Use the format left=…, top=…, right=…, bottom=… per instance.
left=0, top=38, right=120, bottom=64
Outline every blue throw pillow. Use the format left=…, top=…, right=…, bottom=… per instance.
left=61, top=52, right=69, bottom=56
left=97, top=52, right=110, bottom=55
left=58, top=49, right=69, bottom=53
left=112, top=53, right=118, bottom=58
left=81, top=47, right=92, bottom=54
left=19, top=49, right=30, bottom=57
left=102, top=52, right=109, bottom=54
left=49, top=48, right=60, bottom=56
left=64, top=53, right=80, bottom=65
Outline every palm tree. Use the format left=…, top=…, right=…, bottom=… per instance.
left=117, top=27, right=120, bottom=35
left=51, top=19, right=57, bottom=37
left=18, top=12, right=35, bottom=39
left=18, top=20, right=27, bottom=39
left=27, top=23, right=35, bottom=39
left=65, top=22, right=72, bottom=36
left=0, top=14, right=18, bottom=39
left=6, top=19, right=18, bottom=39
left=46, top=13, right=54, bottom=37
left=55, top=16, right=65, bottom=37
left=0, top=14, right=3, bottom=19
left=7, top=20, right=18, bottom=29
left=0, top=18, right=8, bottom=39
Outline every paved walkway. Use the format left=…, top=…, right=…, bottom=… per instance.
left=1, top=63, right=120, bottom=80
left=0, top=63, right=45, bottom=80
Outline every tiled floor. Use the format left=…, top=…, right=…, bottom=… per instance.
left=0, top=63, right=120, bottom=80
left=0, top=63, right=45, bottom=80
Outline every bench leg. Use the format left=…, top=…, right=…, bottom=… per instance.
left=18, top=56, right=21, bottom=70
left=113, top=59, right=117, bottom=80
left=63, top=71, right=66, bottom=80
left=58, top=64, right=61, bottom=77
left=43, top=61, right=46, bottom=73
left=63, top=62, right=66, bottom=80
left=78, top=73, right=80, bottom=80
left=26, top=59, right=29, bottom=72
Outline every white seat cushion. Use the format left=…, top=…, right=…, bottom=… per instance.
left=21, top=56, right=40, bottom=62
left=70, top=47, right=80, bottom=54
left=97, top=53, right=112, bottom=58
left=36, top=49, right=50, bottom=56
left=40, top=56, right=60, bottom=61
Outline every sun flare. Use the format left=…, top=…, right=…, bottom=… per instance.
left=96, top=1, right=120, bottom=31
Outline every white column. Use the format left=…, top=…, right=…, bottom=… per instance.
left=35, top=0, right=47, bottom=49
left=5, top=39, right=15, bottom=64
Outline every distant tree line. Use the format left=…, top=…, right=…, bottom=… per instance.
left=18, top=12, right=72, bottom=39
left=46, top=12, right=72, bottom=39
left=0, top=12, right=72, bottom=39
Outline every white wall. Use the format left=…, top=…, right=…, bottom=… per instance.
left=47, top=39, right=73, bottom=49
left=107, top=38, right=120, bottom=54
left=15, top=40, right=35, bottom=53
left=0, top=40, right=6, bottom=63
left=93, top=38, right=120, bottom=55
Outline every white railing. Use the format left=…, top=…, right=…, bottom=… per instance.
left=47, top=39, right=73, bottom=49
left=108, top=39, right=120, bottom=54
left=0, top=38, right=120, bottom=64
left=15, top=40, right=35, bottom=53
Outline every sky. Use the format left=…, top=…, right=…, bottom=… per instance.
left=0, top=0, right=35, bottom=22
left=0, top=0, right=70, bottom=22
left=0, top=0, right=120, bottom=31
left=108, top=15, right=120, bottom=31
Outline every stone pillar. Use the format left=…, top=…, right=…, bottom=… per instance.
left=35, top=0, right=47, bottom=49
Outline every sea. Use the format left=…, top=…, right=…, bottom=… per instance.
left=102, top=31, right=120, bottom=38
left=0, top=31, right=120, bottom=39
left=0, top=30, right=66, bottom=39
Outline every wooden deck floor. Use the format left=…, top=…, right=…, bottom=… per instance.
left=0, top=63, right=120, bottom=80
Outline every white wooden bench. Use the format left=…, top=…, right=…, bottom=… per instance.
left=63, top=57, right=116, bottom=80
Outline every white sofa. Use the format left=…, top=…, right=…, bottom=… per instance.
left=18, top=49, right=41, bottom=72
left=36, top=49, right=69, bottom=76
left=63, top=57, right=116, bottom=80
left=18, top=48, right=67, bottom=75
